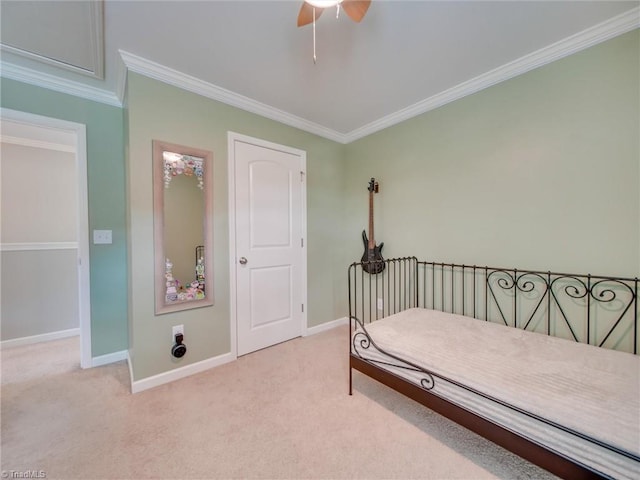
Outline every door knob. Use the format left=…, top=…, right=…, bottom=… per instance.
left=239, top=257, right=248, bottom=265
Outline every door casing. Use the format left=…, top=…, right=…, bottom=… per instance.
left=1, top=108, right=92, bottom=368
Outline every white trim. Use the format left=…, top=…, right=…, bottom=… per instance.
left=74, top=118, right=92, bottom=369
left=1, top=242, right=78, bottom=251
left=115, top=50, right=129, bottom=105
left=0, top=328, right=79, bottom=349
left=227, top=134, right=239, bottom=360
left=130, top=351, right=235, bottom=394
left=0, top=61, right=121, bottom=107
left=345, top=7, right=640, bottom=142
left=127, top=351, right=135, bottom=391
left=87, top=0, right=105, bottom=79
left=0, top=134, right=75, bottom=153
left=0, top=108, right=93, bottom=369
left=227, top=132, right=307, bottom=357
left=91, top=350, right=128, bottom=367
left=120, top=50, right=347, bottom=144
left=304, top=317, right=348, bottom=337
left=2, top=44, right=99, bottom=78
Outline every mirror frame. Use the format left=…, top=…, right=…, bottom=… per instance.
left=153, top=140, right=214, bottom=315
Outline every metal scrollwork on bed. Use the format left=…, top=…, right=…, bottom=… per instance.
left=486, top=269, right=637, bottom=350
left=351, top=316, right=435, bottom=390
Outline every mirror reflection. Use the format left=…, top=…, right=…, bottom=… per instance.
left=153, top=140, right=213, bottom=314
left=163, top=151, right=205, bottom=303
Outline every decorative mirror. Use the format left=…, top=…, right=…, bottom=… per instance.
left=153, top=140, right=213, bottom=314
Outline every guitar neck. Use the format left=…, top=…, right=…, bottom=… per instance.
left=368, top=191, right=375, bottom=249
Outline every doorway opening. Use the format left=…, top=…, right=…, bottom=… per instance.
left=0, top=108, right=91, bottom=369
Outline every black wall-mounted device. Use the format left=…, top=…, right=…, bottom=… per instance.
left=172, top=333, right=187, bottom=358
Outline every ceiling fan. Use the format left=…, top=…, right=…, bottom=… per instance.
left=297, top=0, right=371, bottom=27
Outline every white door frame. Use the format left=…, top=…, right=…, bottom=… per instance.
left=227, top=132, right=307, bottom=358
left=1, top=108, right=92, bottom=368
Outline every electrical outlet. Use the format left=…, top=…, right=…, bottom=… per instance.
left=377, top=298, right=383, bottom=310
left=172, top=324, right=184, bottom=341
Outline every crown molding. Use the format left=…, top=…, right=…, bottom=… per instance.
left=119, top=50, right=348, bottom=144
left=115, top=52, right=128, bottom=105
left=344, top=7, right=640, bottom=143
left=0, top=61, right=121, bottom=107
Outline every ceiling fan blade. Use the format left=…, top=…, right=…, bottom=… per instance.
left=297, top=2, right=324, bottom=27
left=341, top=0, right=371, bottom=23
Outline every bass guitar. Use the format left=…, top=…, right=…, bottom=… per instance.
left=361, top=177, right=385, bottom=274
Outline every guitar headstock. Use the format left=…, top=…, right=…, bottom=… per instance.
left=368, top=177, right=379, bottom=193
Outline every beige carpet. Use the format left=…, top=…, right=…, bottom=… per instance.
left=1, top=335, right=80, bottom=385
left=1, top=326, right=556, bottom=480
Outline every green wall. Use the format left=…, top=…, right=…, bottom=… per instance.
left=0, top=78, right=128, bottom=356
left=126, top=72, right=346, bottom=380
left=345, top=30, right=640, bottom=278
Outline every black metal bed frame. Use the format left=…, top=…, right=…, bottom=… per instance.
left=348, top=257, right=639, bottom=480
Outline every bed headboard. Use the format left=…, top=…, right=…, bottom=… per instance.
left=348, top=257, right=639, bottom=354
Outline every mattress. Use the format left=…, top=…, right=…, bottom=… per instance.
left=351, top=308, right=640, bottom=479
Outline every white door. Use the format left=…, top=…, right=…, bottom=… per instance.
left=229, top=134, right=306, bottom=356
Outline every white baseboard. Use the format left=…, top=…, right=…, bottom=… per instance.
left=127, top=317, right=348, bottom=394
left=130, top=351, right=236, bottom=394
left=0, top=328, right=79, bottom=349
left=304, top=317, right=348, bottom=337
left=91, top=350, right=128, bottom=367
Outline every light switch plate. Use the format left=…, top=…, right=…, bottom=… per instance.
left=93, top=229, right=112, bottom=244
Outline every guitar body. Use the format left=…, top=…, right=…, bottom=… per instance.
left=361, top=230, right=385, bottom=274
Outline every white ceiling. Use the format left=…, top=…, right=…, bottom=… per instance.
left=1, top=1, right=638, bottom=143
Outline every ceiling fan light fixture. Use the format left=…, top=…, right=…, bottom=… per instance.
left=306, top=0, right=342, bottom=8
left=298, top=0, right=370, bottom=62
